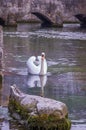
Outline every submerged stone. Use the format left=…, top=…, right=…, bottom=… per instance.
left=9, top=85, right=71, bottom=130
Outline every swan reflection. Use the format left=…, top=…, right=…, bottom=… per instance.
left=27, top=75, right=47, bottom=96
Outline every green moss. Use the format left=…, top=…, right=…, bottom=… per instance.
left=27, top=114, right=71, bottom=130
left=9, top=98, right=29, bottom=120
left=5, top=24, right=17, bottom=27
left=9, top=98, right=71, bottom=130
left=63, top=21, right=79, bottom=24
left=52, top=23, right=63, bottom=28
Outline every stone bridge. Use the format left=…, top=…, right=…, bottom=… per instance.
left=31, top=11, right=63, bottom=27
left=0, top=10, right=63, bottom=27
left=0, top=0, right=86, bottom=27
left=75, top=14, right=86, bottom=27
left=0, top=18, right=5, bottom=27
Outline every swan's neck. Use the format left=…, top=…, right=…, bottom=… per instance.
left=40, top=58, right=44, bottom=75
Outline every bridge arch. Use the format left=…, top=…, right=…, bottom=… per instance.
left=0, top=17, right=5, bottom=26
left=31, top=12, right=53, bottom=27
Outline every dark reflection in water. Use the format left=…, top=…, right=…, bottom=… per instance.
left=0, top=23, right=86, bottom=130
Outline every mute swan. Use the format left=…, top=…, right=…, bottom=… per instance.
left=27, top=52, right=47, bottom=75
left=27, top=75, right=47, bottom=88
left=27, top=75, right=47, bottom=97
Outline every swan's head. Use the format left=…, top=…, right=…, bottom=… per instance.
left=41, top=52, right=45, bottom=60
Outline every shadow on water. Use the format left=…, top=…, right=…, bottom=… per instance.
left=0, top=23, right=86, bottom=130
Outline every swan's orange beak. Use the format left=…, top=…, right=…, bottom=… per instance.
left=41, top=54, right=45, bottom=60
left=41, top=52, right=45, bottom=60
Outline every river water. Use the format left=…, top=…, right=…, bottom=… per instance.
left=0, top=23, right=86, bottom=130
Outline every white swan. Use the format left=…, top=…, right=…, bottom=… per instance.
left=27, top=75, right=47, bottom=97
left=27, top=75, right=47, bottom=88
left=27, top=52, right=47, bottom=75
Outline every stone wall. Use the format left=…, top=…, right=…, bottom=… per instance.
left=0, top=0, right=86, bottom=25
left=0, top=26, right=3, bottom=70
left=0, top=26, right=3, bottom=101
left=61, top=0, right=86, bottom=22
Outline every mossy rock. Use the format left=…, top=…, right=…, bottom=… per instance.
left=9, top=98, right=71, bottom=130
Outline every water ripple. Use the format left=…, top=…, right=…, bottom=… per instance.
left=71, top=124, right=86, bottom=130
left=4, top=30, right=86, bottom=40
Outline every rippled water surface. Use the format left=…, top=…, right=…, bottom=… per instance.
left=0, top=23, right=86, bottom=130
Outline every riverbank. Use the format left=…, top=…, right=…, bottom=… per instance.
left=0, top=23, right=86, bottom=130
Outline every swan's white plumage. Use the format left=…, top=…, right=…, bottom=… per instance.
left=27, top=53, right=47, bottom=75
left=27, top=75, right=47, bottom=88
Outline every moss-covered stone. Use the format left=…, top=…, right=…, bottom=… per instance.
left=9, top=98, right=71, bottom=130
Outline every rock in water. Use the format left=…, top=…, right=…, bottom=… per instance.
left=9, top=85, right=71, bottom=130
